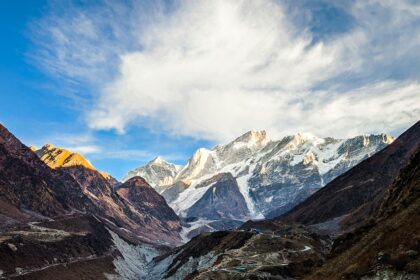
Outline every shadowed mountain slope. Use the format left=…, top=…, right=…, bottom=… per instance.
left=307, top=146, right=420, bottom=279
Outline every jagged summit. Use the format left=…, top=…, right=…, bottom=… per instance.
left=123, top=156, right=180, bottom=189
left=149, top=156, right=173, bottom=165
left=151, top=156, right=163, bottom=164
left=234, top=130, right=270, bottom=145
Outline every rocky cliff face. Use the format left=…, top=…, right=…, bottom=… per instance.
left=52, top=164, right=182, bottom=246
left=126, top=130, right=393, bottom=220
left=115, top=177, right=182, bottom=241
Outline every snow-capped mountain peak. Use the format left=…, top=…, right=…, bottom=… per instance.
left=191, top=148, right=213, bottom=163
left=150, top=156, right=165, bottom=165
left=123, top=156, right=180, bottom=191
left=175, top=148, right=216, bottom=184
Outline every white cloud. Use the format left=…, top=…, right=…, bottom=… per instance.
left=33, top=0, right=420, bottom=142
left=91, top=149, right=186, bottom=162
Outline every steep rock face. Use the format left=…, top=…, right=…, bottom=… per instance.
left=55, top=165, right=182, bottom=246
left=115, top=176, right=182, bottom=243
left=281, top=121, right=420, bottom=230
left=185, top=173, right=249, bottom=220
left=123, top=157, right=180, bottom=191
left=307, top=146, right=420, bottom=279
left=127, top=130, right=393, bottom=220
left=378, top=147, right=420, bottom=217
left=264, top=188, right=316, bottom=219
left=62, top=166, right=114, bottom=199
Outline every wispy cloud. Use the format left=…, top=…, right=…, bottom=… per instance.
left=31, top=0, right=420, bottom=142
left=27, top=132, right=101, bottom=155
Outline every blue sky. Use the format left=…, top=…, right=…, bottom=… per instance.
left=0, top=0, right=419, bottom=179
left=0, top=0, right=212, bottom=178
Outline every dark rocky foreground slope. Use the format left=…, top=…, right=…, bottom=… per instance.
left=0, top=124, right=89, bottom=222
left=0, top=215, right=118, bottom=279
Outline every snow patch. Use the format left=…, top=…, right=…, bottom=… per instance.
left=301, top=245, right=312, bottom=252
left=236, top=173, right=263, bottom=219
left=170, top=181, right=217, bottom=215
left=265, top=196, right=273, bottom=203
left=169, top=252, right=218, bottom=280
left=107, top=230, right=159, bottom=280
left=179, top=219, right=217, bottom=242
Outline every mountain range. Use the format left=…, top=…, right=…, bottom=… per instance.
left=0, top=120, right=418, bottom=279
left=125, top=130, right=394, bottom=224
